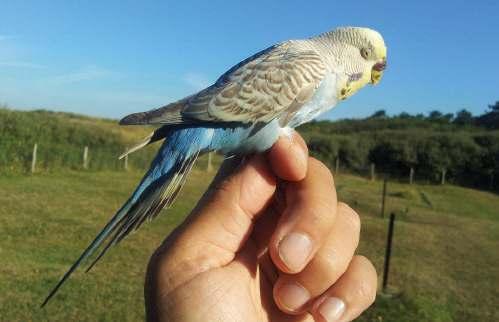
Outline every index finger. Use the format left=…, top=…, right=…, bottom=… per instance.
left=268, top=130, right=309, bottom=182
left=269, top=158, right=338, bottom=274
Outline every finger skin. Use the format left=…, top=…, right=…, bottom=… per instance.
left=268, top=130, right=309, bottom=181
left=269, top=158, right=338, bottom=274
left=273, top=203, right=361, bottom=314
left=311, top=256, right=377, bottom=322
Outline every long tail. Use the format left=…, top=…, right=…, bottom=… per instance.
left=41, top=127, right=215, bottom=307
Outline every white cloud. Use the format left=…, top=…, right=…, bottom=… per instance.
left=182, top=72, right=211, bottom=91
left=49, top=65, right=117, bottom=85
left=0, top=61, right=46, bottom=69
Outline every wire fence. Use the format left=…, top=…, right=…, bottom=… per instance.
left=1, top=142, right=218, bottom=174
left=1, top=141, right=497, bottom=193
left=319, top=154, right=498, bottom=191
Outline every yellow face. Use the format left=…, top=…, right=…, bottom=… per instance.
left=338, top=28, right=387, bottom=100
left=339, top=72, right=372, bottom=100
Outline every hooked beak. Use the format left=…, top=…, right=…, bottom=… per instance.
left=371, top=58, right=386, bottom=84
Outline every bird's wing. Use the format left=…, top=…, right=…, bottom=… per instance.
left=120, top=41, right=327, bottom=125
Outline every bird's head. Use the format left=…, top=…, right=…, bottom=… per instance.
left=316, top=27, right=387, bottom=100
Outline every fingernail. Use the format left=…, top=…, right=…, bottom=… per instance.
left=278, top=232, right=312, bottom=271
left=318, top=297, right=346, bottom=322
left=277, top=282, right=310, bottom=311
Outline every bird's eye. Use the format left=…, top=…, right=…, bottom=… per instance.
left=360, top=48, right=370, bottom=59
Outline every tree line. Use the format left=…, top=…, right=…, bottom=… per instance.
left=298, top=102, right=499, bottom=191
left=1, top=104, right=498, bottom=192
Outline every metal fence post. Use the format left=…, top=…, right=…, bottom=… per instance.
left=382, top=212, right=396, bottom=293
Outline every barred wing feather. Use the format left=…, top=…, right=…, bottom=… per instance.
left=120, top=41, right=327, bottom=125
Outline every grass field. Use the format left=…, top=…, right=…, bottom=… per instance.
left=0, top=162, right=498, bottom=321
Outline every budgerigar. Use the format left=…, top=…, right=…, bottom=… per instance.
left=42, top=26, right=387, bottom=306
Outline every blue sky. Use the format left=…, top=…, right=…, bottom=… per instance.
left=1, top=0, right=497, bottom=120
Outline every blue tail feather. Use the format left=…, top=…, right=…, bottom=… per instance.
left=42, top=127, right=215, bottom=306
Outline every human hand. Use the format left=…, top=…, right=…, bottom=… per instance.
left=145, top=132, right=377, bottom=322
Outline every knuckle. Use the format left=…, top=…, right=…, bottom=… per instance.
left=308, top=157, right=334, bottom=183
left=314, top=198, right=336, bottom=219
left=354, top=256, right=377, bottom=303
left=299, top=201, right=336, bottom=233
left=295, top=194, right=335, bottom=221
left=315, top=247, right=346, bottom=275
left=358, top=279, right=377, bottom=305
left=339, top=202, right=361, bottom=233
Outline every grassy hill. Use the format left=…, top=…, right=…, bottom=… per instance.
left=0, top=169, right=498, bottom=321
left=0, top=108, right=157, bottom=172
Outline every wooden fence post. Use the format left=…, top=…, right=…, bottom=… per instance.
left=31, top=143, right=37, bottom=173
left=207, top=152, right=213, bottom=172
left=370, top=163, right=375, bottom=181
left=409, top=167, right=414, bottom=185
left=382, top=213, right=396, bottom=293
left=83, top=146, right=89, bottom=169
left=441, top=168, right=446, bottom=185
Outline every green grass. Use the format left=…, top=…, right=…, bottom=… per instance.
left=336, top=176, right=499, bottom=321
left=0, top=166, right=498, bottom=321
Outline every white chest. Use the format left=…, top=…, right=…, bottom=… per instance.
left=286, top=72, right=339, bottom=128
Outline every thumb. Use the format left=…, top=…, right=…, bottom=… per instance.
left=147, top=154, right=276, bottom=298
left=145, top=154, right=277, bottom=320
left=177, top=153, right=277, bottom=264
